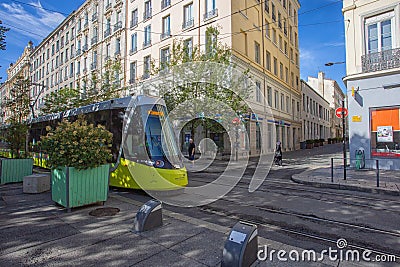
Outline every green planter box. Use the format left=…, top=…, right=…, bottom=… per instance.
left=0, top=158, right=33, bottom=184
left=51, top=164, right=110, bottom=210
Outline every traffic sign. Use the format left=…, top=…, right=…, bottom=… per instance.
left=335, top=107, right=348, bottom=118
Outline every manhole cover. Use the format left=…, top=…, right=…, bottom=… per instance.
left=89, top=207, right=120, bottom=217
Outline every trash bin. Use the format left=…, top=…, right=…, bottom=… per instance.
left=355, top=150, right=365, bottom=169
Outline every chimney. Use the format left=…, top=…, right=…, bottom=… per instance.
left=318, top=71, right=325, bottom=98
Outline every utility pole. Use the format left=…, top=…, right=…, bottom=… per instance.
left=342, top=99, right=346, bottom=180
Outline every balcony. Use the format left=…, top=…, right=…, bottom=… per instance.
left=92, top=13, right=98, bottom=22
left=82, top=44, right=88, bottom=52
left=204, top=8, right=218, bottom=21
left=182, top=18, right=194, bottom=30
left=361, top=48, right=400, bottom=73
left=161, top=0, right=171, bottom=9
left=130, top=17, right=138, bottom=28
left=143, top=9, right=152, bottom=20
left=91, top=62, right=97, bottom=70
left=143, top=40, right=151, bottom=48
left=114, top=21, right=122, bottom=32
left=130, top=48, right=137, bottom=55
left=91, top=36, right=98, bottom=45
left=160, top=30, right=171, bottom=40
left=104, top=28, right=111, bottom=38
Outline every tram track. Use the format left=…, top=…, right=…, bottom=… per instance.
left=197, top=204, right=400, bottom=261
left=188, top=175, right=400, bottom=213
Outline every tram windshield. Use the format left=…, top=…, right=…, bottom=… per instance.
left=123, top=104, right=182, bottom=169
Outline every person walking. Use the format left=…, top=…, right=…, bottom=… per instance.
left=275, top=141, right=283, bottom=166
left=188, top=138, right=195, bottom=164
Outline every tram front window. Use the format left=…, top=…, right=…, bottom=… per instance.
left=124, top=104, right=182, bottom=169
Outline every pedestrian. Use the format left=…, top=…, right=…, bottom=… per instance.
left=188, top=138, right=195, bottom=164
left=275, top=141, right=282, bottom=166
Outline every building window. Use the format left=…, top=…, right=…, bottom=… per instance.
left=129, top=61, right=136, bottom=84
left=115, top=38, right=121, bottom=55
left=206, top=29, right=217, bottom=56
left=143, top=55, right=151, bottom=79
left=184, top=38, right=193, bottom=59
left=281, top=93, right=284, bottom=111
left=256, top=81, right=261, bottom=102
left=144, top=0, right=152, bottom=20
left=280, top=62, right=283, bottom=80
left=272, top=28, right=276, bottom=44
left=131, top=9, right=138, bottom=28
left=271, top=3, right=276, bottom=21
left=267, top=86, right=272, bottom=106
left=266, top=51, right=271, bottom=71
left=160, top=47, right=170, bottom=71
left=264, top=0, right=269, bottom=13
left=206, top=0, right=216, bottom=13
left=265, top=20, right=270, bottom=38
left=254, top=42, right=260, bottom=64
left=162, top=15, right=171, bottom=39
left=131, top=33, right=137, bottom=53
left=286, top=96, right=290, bottom=112
left=183, top=3, right=194, bottom=29
left=370, top=106, right=400, bottom=157
left=106, top=43, right=111, bottom=60
left=365, top=11, right=394, bottom=53
left=256, top=123, right=261, bottom=150
left=273, top=57, right=278, bottom=75
left=144, top=25, right=151, bottom=47
left=274, top=90, right=279, bottom=109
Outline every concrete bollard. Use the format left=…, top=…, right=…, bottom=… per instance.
left=222, top=221, right=258, bottom=267
left=133, top=199, right=163, bottom=233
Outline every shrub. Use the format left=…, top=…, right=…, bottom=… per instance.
left=40, top=116, right=113, bottom=170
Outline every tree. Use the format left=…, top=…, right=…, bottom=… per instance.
left=153, top=26, right=252, bottom=139
left=40, top=87, right=81, bottom=115
left=0, top=20, right=10, bottom=50
left=2, top=76, right=31, bottom=158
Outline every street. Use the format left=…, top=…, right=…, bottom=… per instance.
left=115, top=143, right=400, bottom=264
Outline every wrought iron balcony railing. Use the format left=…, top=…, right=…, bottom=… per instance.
left=104, top=28, right=111, bottom=38
left=92, top=13, right=98, bottom=22
left=143, top=9, right=152, bottom=20
left=361, top=48, right=400, bottom=73
left=182, top=18, right=194, bottom=29
left=204, top=8, right=218, bottom=21
left=160, top=30, right=171, bottom=40
left=114, top=21, right=122, bottom=32
left=91, top=36, right=98, bottom=45
left=161, top=0, right=171, bottom=9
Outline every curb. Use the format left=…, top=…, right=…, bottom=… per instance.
left=291, top=172, right=400, bottom=196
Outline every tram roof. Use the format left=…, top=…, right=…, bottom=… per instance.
left=29, top=95, right=165, bottom=124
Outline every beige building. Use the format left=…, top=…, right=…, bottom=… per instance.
left=307, top=72, right=345, bottom=139
left=126, top=0, right=301, bottom=154
left=300, top=79, right=331, bottom=142
left=1, top=41, right=34, bottom=121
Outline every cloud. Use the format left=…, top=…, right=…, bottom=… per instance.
left=299, top=48, right=315, bottom=67
left=0, top=1, right=65, bottom=41
left=323, top=41, right=345, bottom=47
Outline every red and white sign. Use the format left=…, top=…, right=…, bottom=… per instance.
left=232, top=117, right=240, bottom=124
left=335, top=107, right=348, bottom=118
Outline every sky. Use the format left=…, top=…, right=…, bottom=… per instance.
left=0, top=0, right=347, bottom=91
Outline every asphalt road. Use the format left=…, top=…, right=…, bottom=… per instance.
left=114, top=143, right=400, bottom=265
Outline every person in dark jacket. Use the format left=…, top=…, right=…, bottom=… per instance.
left=275, top=141, right=282, bottom=166
left=188, top=138, right=195, bottom=164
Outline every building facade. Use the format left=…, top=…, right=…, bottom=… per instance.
left=125, top=0, right=301, bottom=155
left=307, top=72, right=345, bottom=139
left=300, top=80, right=331, bottom=142
left=3, top=0, right=302, bottom=156
left=343, top=0, right=400, bottom=170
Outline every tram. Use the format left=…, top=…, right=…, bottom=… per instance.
left=27, top=95, right=188, bottom=190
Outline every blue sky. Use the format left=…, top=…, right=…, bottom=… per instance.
left=0, top=0, right=347, bottom=91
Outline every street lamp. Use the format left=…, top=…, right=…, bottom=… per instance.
left=325, top=61, right=347, bottom=179
left=325, top=61, right=345, bottom=66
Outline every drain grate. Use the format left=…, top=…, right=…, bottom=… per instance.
left=89, top=207, right=120, bottom=217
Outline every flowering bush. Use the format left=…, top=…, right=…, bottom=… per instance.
left=40, top=116, right=113, bottom=170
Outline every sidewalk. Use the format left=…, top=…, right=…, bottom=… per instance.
left=292, top=167, right=400, bottom=196
left=0, top=183, right=369, bottom=267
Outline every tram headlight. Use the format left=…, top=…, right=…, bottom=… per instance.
left=174, top=164, right=182, bottom=169
left=144, top=160, right=154, bottom=166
